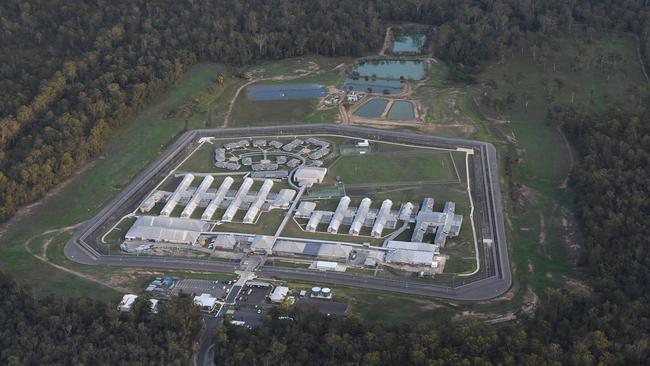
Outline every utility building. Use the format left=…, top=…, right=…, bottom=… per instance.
left=349, top=197, right=371, bottom=235
left=243, top=179, right=273, bottom=224
left=222, top=177, right=254, bottom=222
left=160, top=174, right=195, bottom=217
left=201, top=177, right=234, bottom=220
left=181, top=176, right=214, bottom=218
left=371, top=199, right=393, bottom=238
left=327, top=196, right=350, bottom=234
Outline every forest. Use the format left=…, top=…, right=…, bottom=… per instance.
left=1, top=0, right=649, bottom=223
left=0, top=273, right=201, bottom=365
left=1, top=0, right=650, bottom=365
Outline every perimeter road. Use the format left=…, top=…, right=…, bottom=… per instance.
left=65, top=124, right=511, bottom=301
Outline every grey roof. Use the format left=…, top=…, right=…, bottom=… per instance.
left=385, top=250, right=434, bottom=266
left=251, top=170, right=289, bottom=179
left=251, top=235, right=275, bottom=252
left=272, top=189, right=296, bottom=208
left=125, top=216, right=209, bottom=244
left=295, top=201, right=317, bottom=217
left=386, top=240, right=439, bottom=253
left=212, top=234, right=237, bottom=249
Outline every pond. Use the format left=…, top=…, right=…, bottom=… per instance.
left=341, top=78, right=404, bottom=95
left=350, top=60, right=425, bottom=80
left=387, top=100, right=415, bottom=120
left=353, top=98, right=389, bottom=118
left=247, top=83, right=326, bottom=101
left=392, top=34, right=427, bottom=54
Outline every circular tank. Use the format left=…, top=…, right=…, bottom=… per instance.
left=321, top=288, right=331, bottom=296
left=312, top=286, right=321, bottom=295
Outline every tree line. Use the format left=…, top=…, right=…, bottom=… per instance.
left=0, top=273, right=202, bottom=365
left=1, top=0, right=649, bottom=222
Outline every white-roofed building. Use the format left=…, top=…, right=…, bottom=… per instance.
left=295, top=201, right=317, bottom=218
left=270, top=286, right=289, bottom=303
left=293, top=167, right=327, bottom=187
left=194, top=293, right=218, bottom=312
left=327, top=196, right=350, bottom=234
left=271, top=189, right=296, bottom=209
left=349, top=198, right=371, bottom=235
left=125, top=216, right=209, bottom=245
left=117, top=294, right=138, bottom=312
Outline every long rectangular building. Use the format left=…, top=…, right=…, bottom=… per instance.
left=371, top=199, right=393, bottom=238
left=160, top=174, right=195, bottom=217
left=181, top=176, right=214, bottom=218
left=201, top=177, right=234, bottom=220
left=349, top=198, right=371, bottom=235
left=222, top=177, right=254, bottom=222
left=327, top=196, right=350, bottom=234
left=243, top=179, right=273, bottom=224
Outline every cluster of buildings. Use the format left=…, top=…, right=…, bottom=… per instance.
left=212, top=137, right=332, bottom=173
left=295, top=196, right=462, bottom=245
left=135, top=173, right=296, bottom=229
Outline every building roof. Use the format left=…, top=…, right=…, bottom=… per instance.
left=385, top=250, right=434, bottom=266
left=272, top=189, right=296, bottom=208
left=294, top=167, right=328, bottom=187
left=125, top=216, right=209, bottom=244
left=118, top=294, right=138, bottom=311
left=251, top=235, right=275, bottom=252
left=213, top=234, right=237, bottom=249
left=270, top=286, right=289, bottom=302
left=295, top=201, right=317, bottom=217
left=318, top=243, right=351, bottom=259
left=194, top=293, right=218, bottom=308
left=385, top=240, right=440, bottom=253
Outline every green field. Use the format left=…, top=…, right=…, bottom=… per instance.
left=326, top=150, right=459, bottom=186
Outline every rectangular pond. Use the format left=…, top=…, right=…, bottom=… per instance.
left=387, top=100, right=415, bottom=120
left=350, top=60, right=426, bottom=80
left=247, top=83, right=326, bottom=101
left=341, top=78, right=404, bottom=95
left=353, top=98, right=389, bottom=118
left=392, top=34, right=427, bottom=54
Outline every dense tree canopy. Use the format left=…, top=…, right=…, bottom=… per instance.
left=0, top=273, right=201, bottom=365
left=1, top=0, right=649, bottom=222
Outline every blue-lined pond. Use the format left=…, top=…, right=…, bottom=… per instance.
left=353, top=98, right=389, bottom=118
left=247, top=83, right=326, bottom=101
left=392, top=34, right=427, bottom=54
left=350, top=60, right=426, bottom=80
left=387, top=100, right=415, bottom=120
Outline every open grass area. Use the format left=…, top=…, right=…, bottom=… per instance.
left=326, top=150, right=459, bottom=186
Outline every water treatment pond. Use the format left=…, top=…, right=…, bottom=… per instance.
left=350, top=60, right=425, bottom=80
left=247, top=83, right=326, bottom=101
left=353, top=98, right=389, bottom=118
left=387, top=100, right=415, bottom=120
left=341, top=78, right=404, bottom=95
left=392, top=34, right=427, bottom=54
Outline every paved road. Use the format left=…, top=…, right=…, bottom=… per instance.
left=65, top=124, right=511, bottom=301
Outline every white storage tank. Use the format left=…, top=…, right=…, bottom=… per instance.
left=311, top=286, right=321, bottom=296
left=321, top=288, right=331, bottom=297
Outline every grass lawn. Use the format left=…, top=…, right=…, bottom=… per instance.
left=326, top=150, right=458, bottom=186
